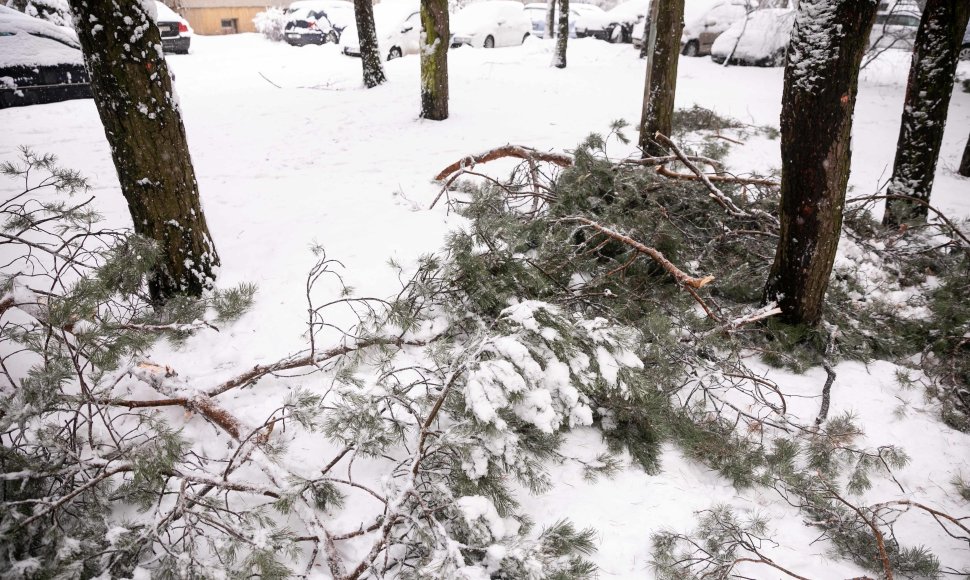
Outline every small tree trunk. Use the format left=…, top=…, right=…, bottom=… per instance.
left=638, top=0, right=685, bottom=156
left=546, top=0, right=556, bottom=39
left=883, top=0, right=970, bottom=226
left=420, top=0, right=449, bottom=120
left=69, top=0, right=219, bottom=303
left=353, top=0, right=387, bottom=88
left=763, top=0, right=877, bottom=327
left=960, top=131, right=970, bottom=178
left=552, top=0, right=568, bottom=68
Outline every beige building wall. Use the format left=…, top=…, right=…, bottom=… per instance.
left=173, top=1, right=289, bottom=35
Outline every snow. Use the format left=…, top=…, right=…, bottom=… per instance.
left=2, top=30, right=970, bottom=579
left=709, top=7, right=795, bottom=64
left=0, top=10, right=82, bottom=68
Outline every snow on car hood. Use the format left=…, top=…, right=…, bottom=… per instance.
left=710, top=8, right=794, bottom=61
left=606, top=0, right=649, bottom=25
left=452, top=2, right=521, bottom=36
left=0, top=11, right=84, bottom=68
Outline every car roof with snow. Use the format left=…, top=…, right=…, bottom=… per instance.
left=0, top=11, right=84, bottom=68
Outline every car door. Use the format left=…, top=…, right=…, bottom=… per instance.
left=400, top=11, right=420, bottom=55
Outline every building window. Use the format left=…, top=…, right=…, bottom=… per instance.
left=220, top=18, right=238, bottom=34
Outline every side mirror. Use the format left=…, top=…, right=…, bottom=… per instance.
left=401, top=26, right=413, bottom=33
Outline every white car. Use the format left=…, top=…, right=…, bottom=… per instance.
left=604, top=0, right=649, bottom=44
left=680, top=1, right=751, bottom=56
left=710, top=7, right=794, bottom=66
left=340, top=1, right=420, bottom=60
left=571, top=3, right=611, bottom=40
left=523, top=3, right=576, bottom=39
left=450, top=1, right=531, bottom=48
left=868, top=10, right=920, bottom=52
left=283, top=0, right=354, bottom=45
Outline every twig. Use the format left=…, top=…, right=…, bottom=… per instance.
left=816, top=364, right=836, bottom=426
left=656, top=165, right=779, bottom=187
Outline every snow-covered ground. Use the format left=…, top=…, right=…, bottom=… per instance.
left=2, top=34, right=969, bottom=578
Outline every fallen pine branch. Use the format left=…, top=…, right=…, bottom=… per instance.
left=656, top=164, right=779, bottom=187
left=433, top=145, right=573, bottom=182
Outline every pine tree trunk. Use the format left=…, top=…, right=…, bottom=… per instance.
left=883, top=0, right=970, bottom=225
left=546, top=0, right=556, bottom=39
left=638, top=0, right=685, bottom=156
left=960, top=131, right=970, bottom=178
left=763, top=0, right=877, bottom=327
left=354, top=0, right=387, bottom=88
left=552, top=0, right=568, bottom=68
left=68, top=0, right=219, bottom=304
left=420, top=0, right=449, bottom=120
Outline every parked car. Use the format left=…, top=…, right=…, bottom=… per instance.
left=283, top=0, right=353, bottom=45
left=451, top=1, right=531, bottom=48
left=710, top=8, right=794, bottom=66
left=0, top=8, right=91, bottom=108
left=154, top=1, right=192, bottom=54
left=571, top=3, right=611, bottom=40
left=604, top=0, right=648, bottom=44
left=340, top=1, right=420, bottom=60
left=868, top=9, right=920, bottom=52
left=524, top=3, right=576, bottom=39
left=680, top=1, right=750, bottom=56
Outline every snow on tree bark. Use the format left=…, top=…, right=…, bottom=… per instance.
left=552, top=0, right=568, bottom=68
left=68, top=0, right=219, bottom=304
left=353, top=0, right=387, bottom=88
left=420, top=0, right=449, bottom=120
left=883, top=0, right=970, bottom=225
left=763, top=0, right=877, bottom=327
left=546, top=0, right=556, bottom=40
left=638, top=0, right=685, bottom=156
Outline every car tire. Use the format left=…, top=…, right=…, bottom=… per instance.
left=961, top=45, right=970, bottom=60
left=608, top=25, right=622, bottom=43
left=770, top=48, right=786, bottom=67
left=326, top=30, right=338, bottom=44
left=522, top=33, right=529, bottom=44
left=682, top=40, right=699, bottom=57
left=388, top=47, right=403, bottom=60
left=484, top=35, right=495, bottom=48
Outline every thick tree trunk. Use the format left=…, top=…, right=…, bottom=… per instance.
left=961, top=131, right=970, bottom=178
left=546, top=0, right=556, bottom=39
left=638, top=0, right=685, bottom=156
left=420, top=0, right=449, bottom=120
left=763, top=0, right=877, bottom=327
left=552, top=0, right=568, bottom=68
left=353, top=0, right=387, bottom=88
left=883, top=0, right=970, bottom=225
left=69, top=0, right=219, bottom=303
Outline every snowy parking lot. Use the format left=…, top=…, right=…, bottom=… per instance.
left=3, top=31, right=970, bottom=578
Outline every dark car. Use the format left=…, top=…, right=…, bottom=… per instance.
left=154, top=1, right=192, bottom=54
left=283, top=7, right=339, bottom=46
left=0, top=8, right=92, bottom=109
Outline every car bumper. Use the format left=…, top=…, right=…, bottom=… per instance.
left=342, top=45, right=361, bottom=56
left=577, top=29, right=609, bottom=40
left=161, top=36, right=190, bottom=53
left=285, top=32, right=325, bottom=46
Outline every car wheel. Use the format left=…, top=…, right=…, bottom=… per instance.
left=484, top=35, right=495, bottom=48
left=682, top=40, right=698, bottom=57
left=608, top=25, right=622, bottom=43
left=388, top=46, right=403, bottom=60
left=961, top=45, right=970, bottom=60
left=521, top=33, right=529, bottom=44
left=326, top=30, right=338, bottom=44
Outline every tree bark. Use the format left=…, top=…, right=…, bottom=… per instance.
left=420, top=0, right=449, bottom=120
left=552, top=0, right=568, bottom=68
left=546, top=0, right=556, bottom=39
left=883, top=0, right=970, bottom=225
left=763, top=0, right=877, bottom=327
left=69, top=0, right=219, bottom=303
left=638, top=0, right=685, bottom=157
left=960, top=130, right=970, bottom=178
left=353, top=0, right=387, bottom=88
